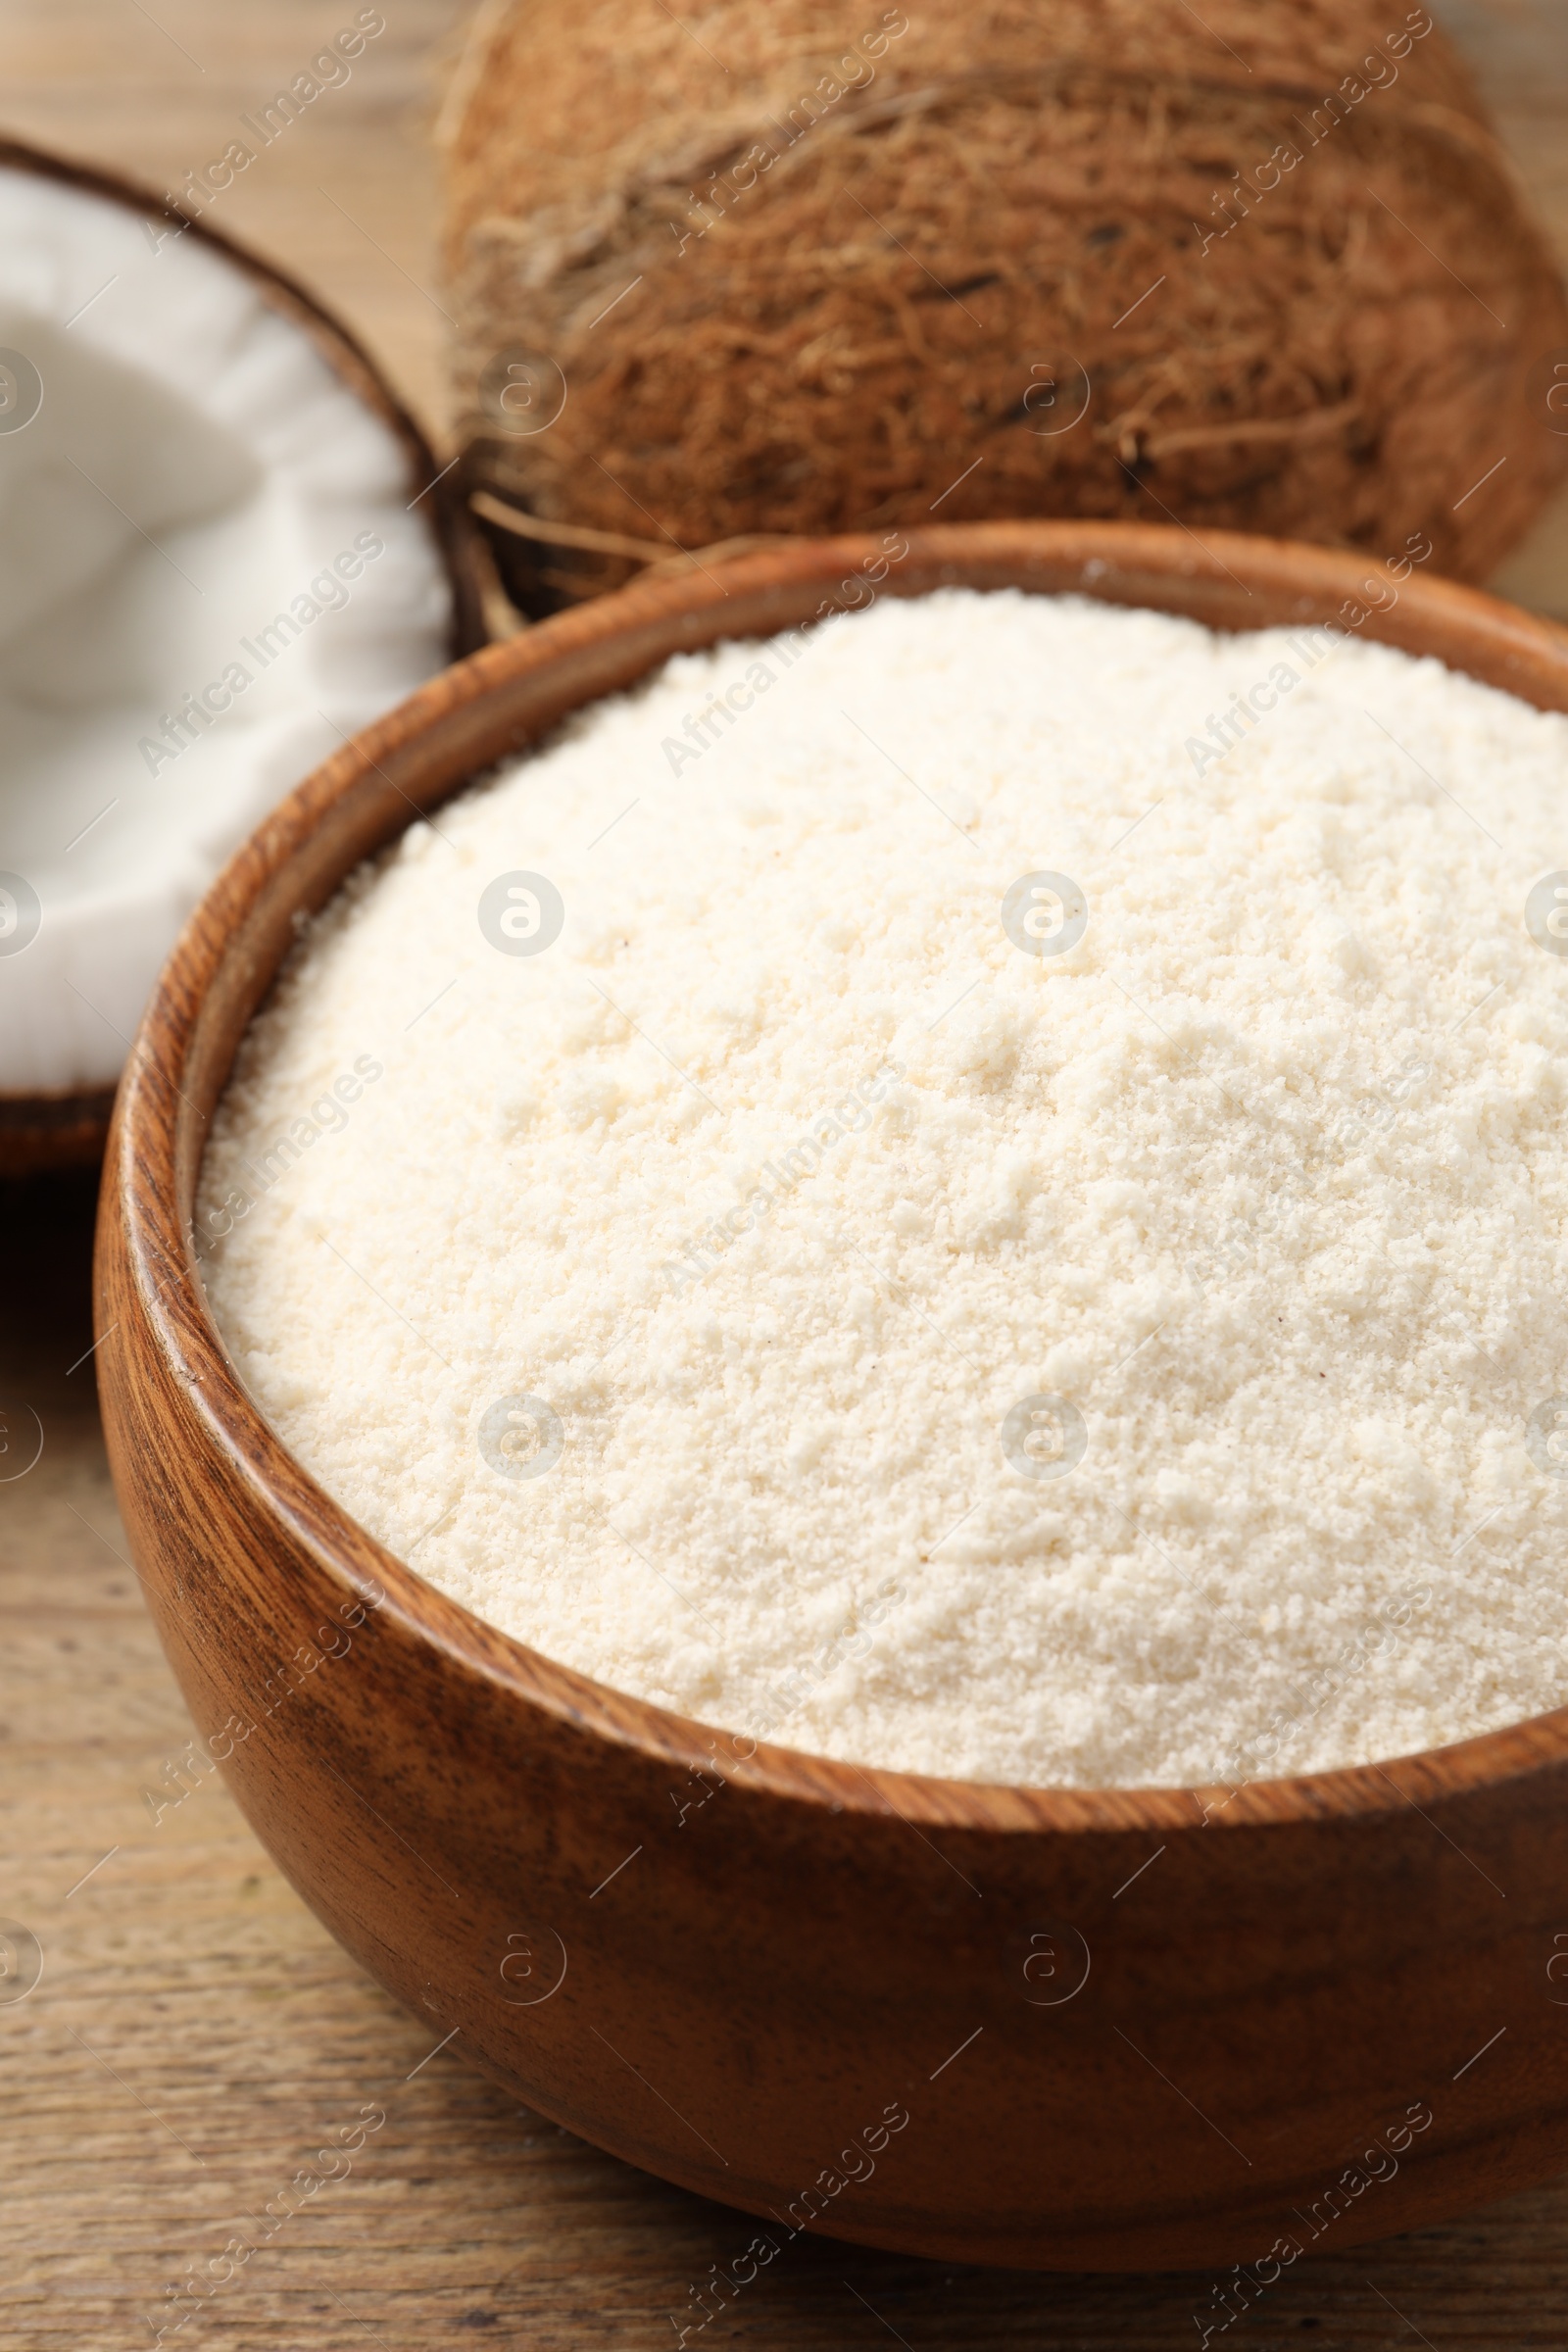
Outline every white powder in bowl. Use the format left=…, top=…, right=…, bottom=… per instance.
left=198, top=587, right=1568, bottom=1789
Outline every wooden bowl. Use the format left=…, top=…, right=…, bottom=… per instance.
left=96, top=522, right=1568, bottom=2273
left=0, top=134, right=494, bottom=1178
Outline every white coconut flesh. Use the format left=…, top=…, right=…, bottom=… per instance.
left=0, top=166, right=452, bottom=1095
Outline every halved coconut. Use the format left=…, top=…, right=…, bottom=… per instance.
left=0, top=138, right=484, bottom=1173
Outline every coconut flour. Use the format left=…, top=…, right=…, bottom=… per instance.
left=200, top=587, right=1568, bottom=1788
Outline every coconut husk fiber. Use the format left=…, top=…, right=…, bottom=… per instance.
left=443, top=0, right=1568, bottom=609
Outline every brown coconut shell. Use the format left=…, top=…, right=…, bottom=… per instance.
left=0, top=135, right=496, bottom=1178
left=444, top=0, right=1568, bottom=613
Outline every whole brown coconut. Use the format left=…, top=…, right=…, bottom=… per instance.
left=444, top=0, right=1568, bottom=607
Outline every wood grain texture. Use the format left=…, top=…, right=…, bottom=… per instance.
left=1442, top=0, right=1568, bottom=622
left=11, top=1166, right=1568, bottom=2348
left=93, top=522, right=1568, bottom=2280
left=0, top=1083, right=118, bottom=1175
left=0, top=0, right=467, bottom=433
left=6, top=0, right=1568, bottom=2342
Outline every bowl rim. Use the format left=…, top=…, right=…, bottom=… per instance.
left=104, top=515, right=1568, bottom=1838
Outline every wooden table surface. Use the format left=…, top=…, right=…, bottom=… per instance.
left=6, top=4, right=1568, bottom=2345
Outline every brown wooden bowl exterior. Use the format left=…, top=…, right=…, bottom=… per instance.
left=96, top=521, right=1568, bottom=2272
left=0, top=133, right=490, bottom=1176
left=0, top=1081, right=118, bottom=1174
